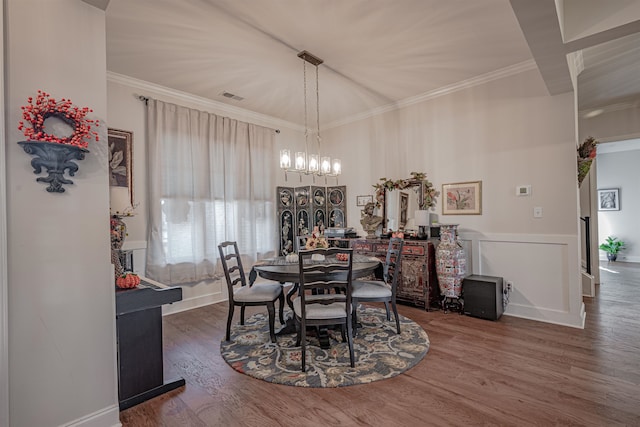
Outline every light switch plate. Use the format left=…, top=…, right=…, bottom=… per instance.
left=516, top=185, right=531, bottom=196
left=533, top=207, right=543, bottom=218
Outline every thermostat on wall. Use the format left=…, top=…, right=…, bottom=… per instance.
left=516, top=185, right=531, bottom=196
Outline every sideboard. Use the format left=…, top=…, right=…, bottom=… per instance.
left=349, top=238, right=440, bottom=310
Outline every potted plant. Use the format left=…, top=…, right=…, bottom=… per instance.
left=599, top=236, right=625, bottom=261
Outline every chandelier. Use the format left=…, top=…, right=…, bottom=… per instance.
left=279, top=50, right=341, bottom=181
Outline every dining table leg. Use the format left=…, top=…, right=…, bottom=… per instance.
left=275, top=282, right=298, bottom=336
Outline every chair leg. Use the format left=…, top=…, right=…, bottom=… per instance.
left=225, top=303, right=235, bottom=341
left=295, top=317, right=302, bottom=346
left=240, top=305, right=246, bottom=325
left=340, top=324, right=346, bottom=342
left=346, top=318, right=355, bottom=368
left=383, top=301, right=391, bottom=321
left=351, top=299, right=359, bottom=336
left=267, top=302, right=277, bottom=343
left=300, top=318, right=307, bottom=372
left=392, top=299, right=401, bottom=334
left=278, top=293, right=285, bottom=324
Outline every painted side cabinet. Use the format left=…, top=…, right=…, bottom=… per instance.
left=350, top=238, right=440, bottom=310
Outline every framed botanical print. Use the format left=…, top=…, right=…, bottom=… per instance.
left=442, top=181, right=482, bottom=215
left=108, top=128, right=134, bottom=206
left=357, top=195, right=373, bottom=206
left=598, top=188, right=620, bottom=211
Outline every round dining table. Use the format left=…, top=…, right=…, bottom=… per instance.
left=248, top=254, right=382, bottom=346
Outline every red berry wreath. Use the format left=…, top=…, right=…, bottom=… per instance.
left=18, top=90, right=99, bottom=149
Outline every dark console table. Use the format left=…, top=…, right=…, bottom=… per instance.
left=115, top=278, right=184, bottom=410
left=350, top=238, right=440, bottom=310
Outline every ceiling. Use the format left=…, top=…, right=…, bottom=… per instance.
left=104, top=0, right=640, bottom=127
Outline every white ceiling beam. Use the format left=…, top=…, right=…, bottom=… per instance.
left=564, top=19, right=640, bottom=52
left=510, top=0, right=573, bottom=95
left=81, top=0, right=110, bottom=11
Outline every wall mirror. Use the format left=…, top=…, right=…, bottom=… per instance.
left=383, top=181, right=424, bottom=232
left=374, top=173, right=438, bottom=233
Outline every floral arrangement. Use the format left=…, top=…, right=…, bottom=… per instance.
left=373, top=171, right=439, bottom=209
left=577, top=136, right=598, bottom=186
left=305, top=231, right=329, bottom=249
left=18, top=90, right=100, bottom=148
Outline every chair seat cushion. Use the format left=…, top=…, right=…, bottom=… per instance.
left=352, top=280, right=392, bottom=298
left=234, top=282, right=282, bottom=302
left=293, top=294, right=350, bottom=320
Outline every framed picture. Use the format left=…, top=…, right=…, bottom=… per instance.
left=356, top=195, right=373, bottom=206
left=598, top=188, right=620, bottom=211
left=108, top=128, right=134, bottom=206
left=442, top=181, right=482, bottom=215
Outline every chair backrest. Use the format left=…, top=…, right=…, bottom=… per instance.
left=297, top=247, right=354, bottom=317
left=218, top=241, right=248, bottom=300
left=383, top=238, right=404, bottom=291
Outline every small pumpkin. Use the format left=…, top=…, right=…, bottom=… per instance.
left=116, top=272, right=140, bottom=289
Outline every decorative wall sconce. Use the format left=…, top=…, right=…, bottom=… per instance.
left=18, top=141, right=88, bottom=193
left=17, top=90, right=99, bottom=193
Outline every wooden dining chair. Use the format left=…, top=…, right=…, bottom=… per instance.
left=294, top=247, right=354, bottom=372
left=218, top=241, right=285, bottom=343
left=352, top=237, right=404, bottom=334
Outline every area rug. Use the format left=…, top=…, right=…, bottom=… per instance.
left=220, top=306, right=429, bottom=387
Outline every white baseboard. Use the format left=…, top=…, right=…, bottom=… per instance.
left=60, top=404, right=121, bottom=427
left=505, top=301, right=586, bottom=329
left=162, top=291, right=226, bottom=316
left=599, top=255, right=640, bottom=263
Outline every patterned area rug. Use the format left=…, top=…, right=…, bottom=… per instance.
left=220, top=306, right=429, bottom=387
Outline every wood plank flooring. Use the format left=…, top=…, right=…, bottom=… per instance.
left=120, top=262, right=640, bottom=426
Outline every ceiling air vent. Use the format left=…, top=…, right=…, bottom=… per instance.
left=221, top=91, right=244, bottom=101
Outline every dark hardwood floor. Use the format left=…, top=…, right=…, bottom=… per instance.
left=120, top=262, right=640, bottom=426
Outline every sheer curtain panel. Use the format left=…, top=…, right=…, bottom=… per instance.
left=146, top=99, right=275, bottom=285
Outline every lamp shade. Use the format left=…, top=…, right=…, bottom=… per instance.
left=414, top=210, right=430, bottom=226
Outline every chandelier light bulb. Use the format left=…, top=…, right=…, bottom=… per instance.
left=280, top=149, right=291, bottom=169
left=320, top=156, right=331, bottom=174
left=332, top=159, right=341, bottom=175
left=295, top=152, right=306, bottom=170
left=308, top=154, right=319, bottom=172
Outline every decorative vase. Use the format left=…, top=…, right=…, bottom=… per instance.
left=18, top=141, right=88, bottom=193
left=435, top=224, right=467, bottom=299
left=607, top=253, right=617, bottom=262
left=110, top=215, right=127, bottom=281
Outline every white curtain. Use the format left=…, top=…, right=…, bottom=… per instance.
left=145, top=99, right=275, bottom=285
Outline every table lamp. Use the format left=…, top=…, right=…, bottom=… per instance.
left=414, top=210, right=430, bottom=239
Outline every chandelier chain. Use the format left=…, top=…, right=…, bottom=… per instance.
left=303, top=60, right=309, bottom=153
left=315, top=64, right=321, bottom=153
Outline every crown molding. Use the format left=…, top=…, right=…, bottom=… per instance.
left=109, top=60, right=537, bottom=133
left=325, top=59, right=538, bottom=129
left=106, top=71, right=304, bottom=132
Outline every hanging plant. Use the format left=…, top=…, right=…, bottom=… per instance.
left=577, top=136, right=598, bottom=186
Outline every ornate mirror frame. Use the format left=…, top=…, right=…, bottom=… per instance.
left=373, top=172, right=438, bottom=233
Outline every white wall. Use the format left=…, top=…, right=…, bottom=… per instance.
left=322, top=68, right=584, bottom=327
left=5, top=1, right=119, bottom=426
left=596, top=139, right=640, bottom=262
